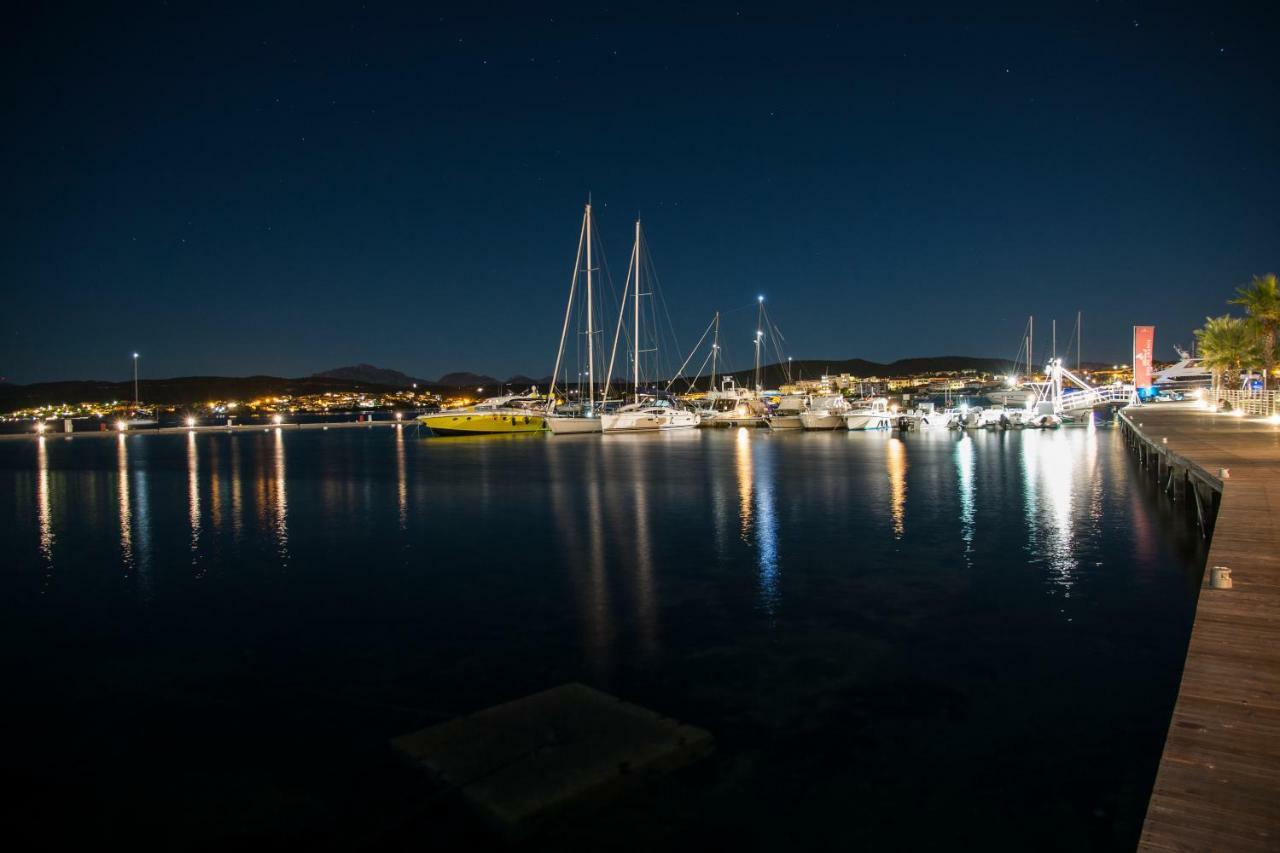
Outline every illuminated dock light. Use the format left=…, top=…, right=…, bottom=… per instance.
left=115, top=420, right=127, bottom=432
left=186, top=416, right=196, bottom=428
left=272, top=414, right=283, bottom=425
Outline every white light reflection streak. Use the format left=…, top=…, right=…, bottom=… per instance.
left=1023, top=431, right=1078, bottom=594
left=753, top=435, right=780, bottom=613
left=956, top=434, right=975, bottom=564
left=631, top=452, right=658, bottom=659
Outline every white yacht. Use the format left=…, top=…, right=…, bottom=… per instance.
left=696, top=378, right=769, bottom=427
left=1152, top=347, right=1213, bottom=389
left=845, top=398, right=893, bottom=431
left=799, top=394, right=851, bottom=430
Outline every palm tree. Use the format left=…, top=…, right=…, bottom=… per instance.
left=1194, top=314, right=1263, bottom=392
left=1229, top=273, right=1280, bottom=389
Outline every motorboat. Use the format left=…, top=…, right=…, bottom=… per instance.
left=696, top=378, right=769, bottom=427
left=845, top=398, right=893, bottom=431
left=798, top=394, right=851, bottom=430
left=1152, top=347, right=1213, bottom=390
left=418, top=394, right=548, bottom=436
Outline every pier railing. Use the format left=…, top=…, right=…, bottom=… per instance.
left=1058, top=384, right=1133, bottom=413
left=1216, top=389, right=1279, bottom=416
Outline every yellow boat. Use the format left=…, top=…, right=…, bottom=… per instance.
left=417, top=394, right=548, bottom=436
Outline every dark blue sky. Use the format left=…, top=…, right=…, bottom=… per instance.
left=4, top=2, right=1278, bottom=383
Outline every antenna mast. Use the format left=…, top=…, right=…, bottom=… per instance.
left=585, top=201, right=595, bottom=411
left=634, top=218, right=641, bottom=403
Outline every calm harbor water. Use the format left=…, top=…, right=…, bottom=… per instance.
left=1, top=425, right=1204, bottom=850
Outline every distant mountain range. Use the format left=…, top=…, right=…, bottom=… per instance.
left=311, top=364, right=549, bottom=390
left=0, top=356, right=1116, bottom=409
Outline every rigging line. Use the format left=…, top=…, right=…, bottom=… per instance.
left=603, top=239, right=637, bottom=402
left=548, top=208, right=587, bottom=404
left=640, top=235, right=684, bottom=378
left=664, top=313, right=718, bottom=393
left=682, top=346, right=716, bottom=395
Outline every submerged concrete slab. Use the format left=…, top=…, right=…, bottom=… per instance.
left=391, top=683, right=712, bottom=837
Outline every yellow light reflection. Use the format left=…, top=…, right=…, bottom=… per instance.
left=230, top=435, right=243, bottom=542
left=187, top=431, right=201, bottom=571
left=117, top=434, right=132, bottom=571
left=395, top=425, right=407, bottom=530
left=736, top=426, right=753, bottom=541
left=272, top=429, right=289, bottom=566
left=887, top=437, right=907, bottom=537
left=36, top=437, right=54, bottom=572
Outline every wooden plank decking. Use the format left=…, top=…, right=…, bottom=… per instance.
left=1123, top=404, right=1280, bottom=852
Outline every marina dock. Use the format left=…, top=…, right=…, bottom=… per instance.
left=1121, top=404, right=1280, bottom=852
left=0, top=419, right=409, bottom=440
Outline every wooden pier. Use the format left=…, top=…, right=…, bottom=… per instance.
left=1120, top=403, right=1280, bottom=852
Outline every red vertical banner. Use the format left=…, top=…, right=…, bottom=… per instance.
left=1133, top=325, right=1155, bottom=387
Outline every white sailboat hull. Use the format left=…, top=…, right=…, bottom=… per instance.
left=546, top=416, right=603, bottom=435
left=602, top=410, right=699, bottom=432
left=768, top=415, right=803, bottom=429
left=799, top=411, right=846, bottom=430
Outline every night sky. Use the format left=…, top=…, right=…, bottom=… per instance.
left=4, top=2, right=1278, bottom=384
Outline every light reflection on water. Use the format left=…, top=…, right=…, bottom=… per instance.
left=188, top=431, right=201, bottom=571
left=117, top=435, right=133, bottom=572
left=956, top=433, right=975, bottom=564
left=36, top=437, right=53, bottom=578
left=887, top=436, right=907, bottom=538
left=2, top=425, right=1207, bottom=849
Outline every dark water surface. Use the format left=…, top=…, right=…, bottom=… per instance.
left=1, top=425, right=1204, bottom=850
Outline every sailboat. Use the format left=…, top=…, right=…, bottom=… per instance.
left=547, top=200, right=606, bottom=435
left=600, top=218, right=699, bottom=432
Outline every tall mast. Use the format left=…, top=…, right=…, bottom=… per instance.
left=1077, top=310, right=1082, bottom=371
left=1052, top=319, right=1056, bottom=360
left=710, top=313, right=719, bottom=392
left=548, top=207, right=588, bottom=410
left=754, top=296, right=764, bottom=392
left=634, top=218, right=641, bottom=403
left=585, top=201, right=595, bottom=411
left=133, top=352, right=139, bottom=412
left=1028, top=316, right=1034, bottom=378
